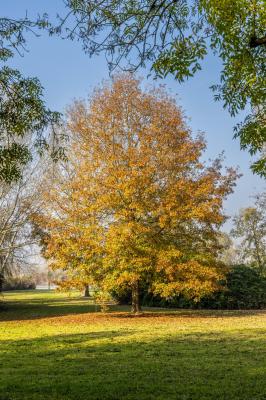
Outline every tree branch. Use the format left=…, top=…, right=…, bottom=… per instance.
left=249, top=35, right=266, bottom=48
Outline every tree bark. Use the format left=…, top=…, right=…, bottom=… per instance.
left=84, top=284, right=90, bottom=297
left=0, top=272, right=3, bottom=293
left=249, top=35, right=266, bottom=48
left=131, top=280, right=141, bottom=313
left=251, top=222, right=263, bottom=273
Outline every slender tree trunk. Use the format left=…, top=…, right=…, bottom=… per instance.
left=251, top=224, right=263, bottom=273
left=0, top=272, right=3, bottom=293
left=84, top=284, right=90, bottom=297
left=131, top=280, right=141, bottom=314
left=47, top=266, right=51, bottom=290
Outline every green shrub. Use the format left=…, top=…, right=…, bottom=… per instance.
left=205, top=264, right=266, bottom=309
left=113, top=265, right=266, bottom=309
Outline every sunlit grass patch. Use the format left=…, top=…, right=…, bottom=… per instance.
left=1, top=290, right=266, bottom=400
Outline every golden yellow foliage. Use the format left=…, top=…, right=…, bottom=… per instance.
left=40, top=75, right=238, bottom=312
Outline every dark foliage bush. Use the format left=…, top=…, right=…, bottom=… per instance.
left=203, top=264, right=266, bottom=309
left=113, top=265, right=266, bottom=309
left=2, top=277, right=36, bottom=291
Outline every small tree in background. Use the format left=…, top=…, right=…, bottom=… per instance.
left=231, top=193, right=266, bottom=274
left=41, top=75, right=238, bottom=313
left=0, top=150, right=49, bottom=292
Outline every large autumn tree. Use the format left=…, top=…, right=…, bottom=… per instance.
left=41, top=75, right=238, bottom=313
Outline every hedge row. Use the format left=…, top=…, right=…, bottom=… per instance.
left=113, top=265, right=266, bottom=310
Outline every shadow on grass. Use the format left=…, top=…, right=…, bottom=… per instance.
left=0, top=291, right=100, bottom=321
left=1, top=290, right=266, bottom=322
left=110, top=309, right=266, bottom=319
left=1, top=328, right=266, bottom=400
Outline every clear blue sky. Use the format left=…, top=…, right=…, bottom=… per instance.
left=4, top=1, right=265, bottom=231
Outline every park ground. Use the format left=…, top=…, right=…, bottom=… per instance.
left=1, top=290, right=266, bottom=400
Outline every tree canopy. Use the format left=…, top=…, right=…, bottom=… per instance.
left=39, top=75, right=238, bottom=312
left=1, top=3, right=264, bottom=180
left=231, top=192, right=266, bottom=274
left=0, top=16, right=63, bottom=183
left=60, top=0, right=266, bottom=176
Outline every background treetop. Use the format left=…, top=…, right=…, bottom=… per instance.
left=231, top=192, right=266, bottom=274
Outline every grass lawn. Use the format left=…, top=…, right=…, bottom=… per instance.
left=1, top=290, right=266, bottom=400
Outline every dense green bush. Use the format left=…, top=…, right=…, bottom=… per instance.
left=113, top=265, right=266, bottom=309
left=203, top=265, right=266, bottom=309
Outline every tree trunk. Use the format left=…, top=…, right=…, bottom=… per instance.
left=0, top=272, right=3, bottom=293
left=251, top=224, right=263, bottom=273
left=84, top=284, right=90, bottom=297
left=131, top=280, right=141, bottom=313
